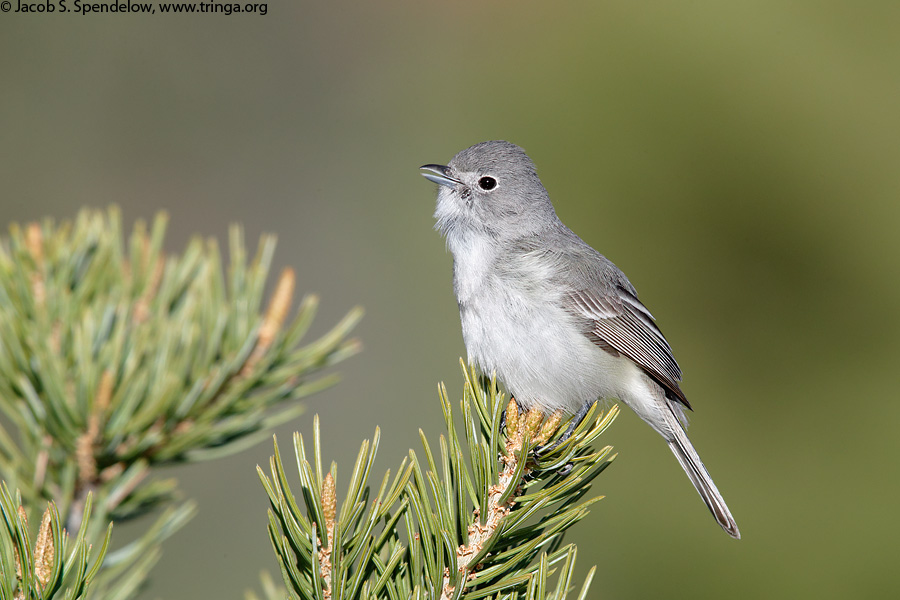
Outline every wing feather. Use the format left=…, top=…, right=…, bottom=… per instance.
left=567, top=286, right=690, bottom=409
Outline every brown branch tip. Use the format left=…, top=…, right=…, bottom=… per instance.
left=319, top=472, right=336, bottom=600
left=242, top=267, right=295, bottom=375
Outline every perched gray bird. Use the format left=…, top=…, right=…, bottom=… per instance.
left=421, top=140, right=740, bottom=539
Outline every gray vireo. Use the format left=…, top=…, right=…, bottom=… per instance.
left=421, top=141, right=740, bottom=539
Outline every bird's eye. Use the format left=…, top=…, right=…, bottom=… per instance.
left=478, top=176, right=497, bottom=190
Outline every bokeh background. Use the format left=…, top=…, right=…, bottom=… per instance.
left=3, top=1, right=899, bottom=598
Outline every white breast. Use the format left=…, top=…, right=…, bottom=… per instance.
left=449, top=232, right=633, bottom=414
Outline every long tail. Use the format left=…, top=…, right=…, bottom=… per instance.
left=664, top=407, right=741, bottom=539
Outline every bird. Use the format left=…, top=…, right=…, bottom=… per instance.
left=420, top=140, right=740, bottom=538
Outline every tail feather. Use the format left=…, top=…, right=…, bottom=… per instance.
left=664, top=408, right=741, bottom=539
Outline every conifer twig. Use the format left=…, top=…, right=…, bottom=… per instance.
left=407, top=361, right=617, bottom=599
left=0, top=483, right=111, bottom=600
left=261, top=362, right=617, bottom=599
left=0, top=207, right=363, bottom=599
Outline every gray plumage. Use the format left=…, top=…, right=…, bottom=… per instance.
left=421, top=140, right=740, bottom=539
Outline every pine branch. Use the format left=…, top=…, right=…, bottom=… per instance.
left=407, top=362, right=617, bottom=599
left=0, top=483, right=111, bottom=600
left=258, top=417, right=413, bottom=600
left=0, top=207, right=362, bottom=598
left=260, top=361, right=617, bottom=599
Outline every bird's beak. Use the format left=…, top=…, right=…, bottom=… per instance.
left=420, top=164, right=462, bottom=188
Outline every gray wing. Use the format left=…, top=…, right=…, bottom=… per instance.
left=566, top=284, right=690, bottom=409
left=511, top=227, right=689, bottom=408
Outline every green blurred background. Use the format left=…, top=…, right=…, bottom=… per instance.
left=3, top=0, right=899, bottom=598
